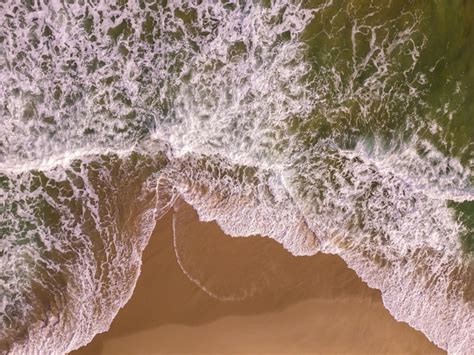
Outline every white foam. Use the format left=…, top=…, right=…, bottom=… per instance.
left=156, top=150, right=473, bottom=353
left=1, top=0, right=472, bottom=354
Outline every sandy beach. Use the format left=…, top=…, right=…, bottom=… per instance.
left=72, top=201, right=444, bottom=354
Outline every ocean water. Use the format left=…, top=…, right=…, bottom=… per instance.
left=0, top=0, right=473, bottom=353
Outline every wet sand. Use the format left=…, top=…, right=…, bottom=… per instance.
left=72, top=201, right=444, bottom=354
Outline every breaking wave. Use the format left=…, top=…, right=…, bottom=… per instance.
left=0, top=0, right=473, bottom=353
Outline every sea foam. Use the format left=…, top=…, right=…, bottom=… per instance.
left=0, top=0, right=472, bottom=354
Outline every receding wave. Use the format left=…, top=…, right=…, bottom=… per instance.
left=0, top=0, right=473, bottom=354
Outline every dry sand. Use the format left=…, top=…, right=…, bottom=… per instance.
left=72, top=201, right=444, bottom=354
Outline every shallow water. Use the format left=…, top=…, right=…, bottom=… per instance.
left=0, top=1, right=473, bottom=353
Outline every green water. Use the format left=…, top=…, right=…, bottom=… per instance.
left=296, top=0, right=474, bottom=254
left=1, top=1, right=473, bottom=352
left=297, top=1, right=473, bottom=158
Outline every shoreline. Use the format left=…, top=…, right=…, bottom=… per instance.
left=73, top=201, right=444, bottom=354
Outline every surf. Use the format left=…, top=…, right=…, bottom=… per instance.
left=0, top=0, right=472, bottom=353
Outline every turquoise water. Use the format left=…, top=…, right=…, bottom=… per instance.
left=0, top=1, right=473, bottom=353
